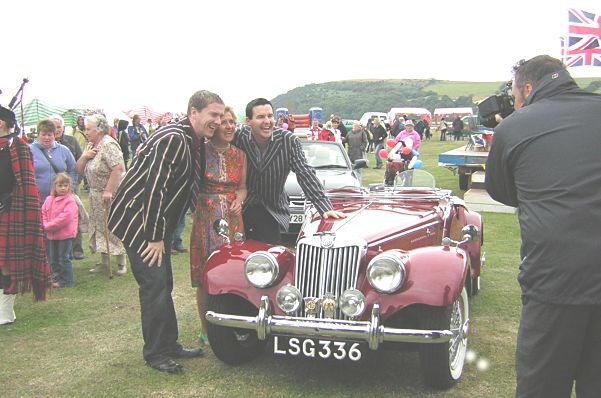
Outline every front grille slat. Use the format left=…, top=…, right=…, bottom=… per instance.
left=295, top=241, right=361, bottom=320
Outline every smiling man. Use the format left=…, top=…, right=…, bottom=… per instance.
left=234, top=98, right=345, bottom=245
left=108, top=90, right=224, bottom=374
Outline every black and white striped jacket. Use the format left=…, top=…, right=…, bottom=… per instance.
left=108, top=119, right=203, bottom=253
left=234, top=126, right=331, bottom=232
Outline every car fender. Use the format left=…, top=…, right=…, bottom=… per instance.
left=458, top=206, right=483, bottom=278
left=203, top=240, right=295, bottom=306
left=363, top=246, right=468, bottom=317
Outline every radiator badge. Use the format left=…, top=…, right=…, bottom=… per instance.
left=320, top=233, right=335, bottom=248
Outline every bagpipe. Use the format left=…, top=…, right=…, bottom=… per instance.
left=0, top=78, right=29, bottom=138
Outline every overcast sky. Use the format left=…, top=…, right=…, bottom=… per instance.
left=2, top=0, right=600, bottom=119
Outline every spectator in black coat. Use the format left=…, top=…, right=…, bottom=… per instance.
left=117, top=120, right=130, bottom=169
left=452, top=116, right=464, bottom=141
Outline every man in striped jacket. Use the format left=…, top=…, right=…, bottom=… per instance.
left=108, top=90, right=225, bottom=374
left=234, top=98, right=345, bottom=245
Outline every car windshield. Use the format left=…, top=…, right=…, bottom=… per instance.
left=302, top=142, right=349, bottom=169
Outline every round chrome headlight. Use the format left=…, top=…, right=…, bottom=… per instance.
left=244, top=251, right=279, bottom=288
left=367, top=252, right=405, bottom=293
left=339, top=289, right=366, bottom=318
left=276, top=284, right=302, bottom=314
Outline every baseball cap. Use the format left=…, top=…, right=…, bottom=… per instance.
left=404, top=119, right=414, bottom=126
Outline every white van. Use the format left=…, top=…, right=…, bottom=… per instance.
left=359, top=112, right=388, bottom=127
left=387, top=107, right=432, bottom=124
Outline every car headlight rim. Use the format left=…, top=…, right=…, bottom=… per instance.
left=276, top=284, right=302, bottom=314
left=339, top=288, right=366, bottom=318
left=244, top=251, right=279, bottom=288
left=367, top=252, right=405, bottom=293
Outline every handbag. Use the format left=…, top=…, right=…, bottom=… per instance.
left=38, top=145, right=61, bottom=175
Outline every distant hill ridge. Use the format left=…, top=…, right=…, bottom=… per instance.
left=271, top=78, right=601, bottom=120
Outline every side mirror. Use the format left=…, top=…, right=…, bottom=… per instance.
left=461, top=225, right=480, bottom=243
left=442, top=225, right=480, bottom=248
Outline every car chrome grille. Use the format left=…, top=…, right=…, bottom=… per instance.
left=295, top=241, right=361, bottom=319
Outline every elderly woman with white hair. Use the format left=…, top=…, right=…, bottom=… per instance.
left=76, top=114, right=127, bottom=275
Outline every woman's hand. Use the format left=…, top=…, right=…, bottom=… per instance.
left=230, top=199, right=243, bottom=216
left=83, top=145, right=98, bottom=160
left=102, top=190, right=113, bottom=207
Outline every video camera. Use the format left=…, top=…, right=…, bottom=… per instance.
left=477, top=81, right=514, bottom=128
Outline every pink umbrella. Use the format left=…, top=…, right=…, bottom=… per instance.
left=123, top=106, right=172, bottom=125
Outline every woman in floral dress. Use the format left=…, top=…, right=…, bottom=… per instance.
left=190, top=107, right=246, bottom=340
left=76, top=114, right=127, bottom=275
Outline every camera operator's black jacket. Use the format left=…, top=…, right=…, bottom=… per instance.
left=485, top=70, right=601, bottom=305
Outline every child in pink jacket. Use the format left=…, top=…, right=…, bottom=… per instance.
left=41, top=173, right=79, bottom=288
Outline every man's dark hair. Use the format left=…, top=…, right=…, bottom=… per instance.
left=187, top=90, right=224, bottom=115
left=514, top=55, right=567, bottom=90
left=245, top=98, right=272, bottom=119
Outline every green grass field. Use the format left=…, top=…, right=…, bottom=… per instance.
left=1, top=139, right=525, bottom=397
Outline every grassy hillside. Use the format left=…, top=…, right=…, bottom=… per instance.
left=424, top=81, right=505, bottom=101
left=272, top=77, right=601, bottom=121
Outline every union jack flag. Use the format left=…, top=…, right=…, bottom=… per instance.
left=565, top=8, right=601, bottom=67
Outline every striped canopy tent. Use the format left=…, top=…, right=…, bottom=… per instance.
left=123, top=106, right=172, bottom=125
left=61, top=109, right=84, bottom=128
left=59, top=108, right=106, bottom=128
left=15, top=98, right=67, bottom=127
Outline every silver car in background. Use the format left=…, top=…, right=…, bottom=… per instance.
left=284, top=140, right=367, bottom=238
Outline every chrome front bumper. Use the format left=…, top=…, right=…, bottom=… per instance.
left=205, top=296, right=455, bottom=350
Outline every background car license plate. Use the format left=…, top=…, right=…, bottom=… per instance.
left=273, top=336, right=362, bottom=361
left=289, top=214, right=305, bottom=224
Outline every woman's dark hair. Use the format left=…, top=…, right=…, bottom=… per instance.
left=37, top=119, right=56, bottom=134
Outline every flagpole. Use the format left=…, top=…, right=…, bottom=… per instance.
left=563, top=8, right=569, bottom=66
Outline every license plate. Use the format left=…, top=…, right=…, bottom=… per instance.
left=289, top=214, right=305, bottom=224
left=273, top=336, right=362, bottom=361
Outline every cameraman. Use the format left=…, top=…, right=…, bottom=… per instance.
left=485, top=55, right=601, bottom=397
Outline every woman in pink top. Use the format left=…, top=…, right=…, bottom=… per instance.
left=41, top=173, right=78, bottom=288
left=394, top=119, right=421, bottom=150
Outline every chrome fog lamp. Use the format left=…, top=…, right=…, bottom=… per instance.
left=276, top=284, right=302, bottom=314
left=244, top=251, right=279, bottom=288
left=339, top=289, right=366, bottom=318
left=367, top=253, right=405, bottom=293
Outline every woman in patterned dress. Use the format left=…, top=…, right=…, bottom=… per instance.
left=75, top=114, right=127, bottom=275
left=190, top=106, right=246, bottom=340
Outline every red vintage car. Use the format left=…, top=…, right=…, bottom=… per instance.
left=203, top=170, right=484, bottom=389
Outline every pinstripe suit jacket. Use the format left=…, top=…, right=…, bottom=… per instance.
left=234, top=126, right=332, bottom=232
left=108, top=119, right=203, bottom=253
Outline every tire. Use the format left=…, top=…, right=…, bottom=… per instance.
left=471, top=275, right=480, bottom=296
left=459, top=173, right=470, bottom=191
left=206, top=294, right=267, bottom=365
left=464, top=258, right=480, bottom=297
left=418, top=287, right=469, bottom=389
left=465, top=269, right=480, bottom=297
left=464, top=266, right=473, bottom=297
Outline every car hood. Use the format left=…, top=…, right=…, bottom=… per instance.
left=301, top=197, right=442, bottom=244
left=285, top=170, right=359, bottom=197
